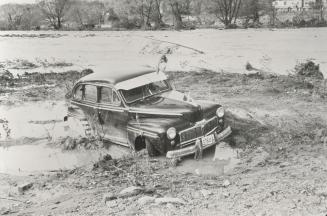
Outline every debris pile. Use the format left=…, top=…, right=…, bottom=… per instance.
left=294, top=60, right=324, bottom=80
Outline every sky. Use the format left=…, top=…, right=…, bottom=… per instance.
left=0, top=0, right=36, bottom=6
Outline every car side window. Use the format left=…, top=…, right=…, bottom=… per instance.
left=100, top=87, right=113, bottom=103
left=74, top=85, right=84, bottom=100
left=84, top=85, right=98, bottom=102
left=100, top=87, right=121, bottom=106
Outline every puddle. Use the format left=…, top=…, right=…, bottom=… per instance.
left=0, top=101, right=70, bottom=141
left=0, top=100, right=130, bottom=175
left=0, top=140, right=129, bottom=175
left=174, top=142, right=241, bottom=176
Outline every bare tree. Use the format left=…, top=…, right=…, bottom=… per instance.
left=212, top=0, right=242, bottom=28
left=168, top=0, right=184, bottom=30
left=1, top=4, right=23, bottom=30
left=0, top=4, right=42, bottom=30
left=38, top=0, right=70, bottom=29
left=242, top=0, right=260, bottom=23
left=70, top=0, right=105, bottom=29
left=153, top=0, right=164, bottom=28
left=137, top=0, right=154, bottom=29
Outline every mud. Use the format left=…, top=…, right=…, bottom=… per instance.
left=0, top=64, right=327, bottom=215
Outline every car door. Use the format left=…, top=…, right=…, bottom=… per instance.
left=69, top=83, right=99, bottom=137
left=97, top=85, right=129, bottom=146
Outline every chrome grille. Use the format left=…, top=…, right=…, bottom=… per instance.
left=203, top=116, right=218, bottom=135
left=179, top=116, right=218, bottom=145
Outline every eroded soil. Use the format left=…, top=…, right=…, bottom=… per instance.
left=0, top=68, right=327, bottom=215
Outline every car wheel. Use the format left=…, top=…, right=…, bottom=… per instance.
left=145, top=139, right=159, bottom=157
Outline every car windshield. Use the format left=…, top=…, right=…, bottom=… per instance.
left=120, top=80, right=171, bottom=103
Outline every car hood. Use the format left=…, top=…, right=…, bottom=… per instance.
left=128, top=91, right=218, bottom=123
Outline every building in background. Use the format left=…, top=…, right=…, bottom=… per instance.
left=272, top=0, right=327, bottom=11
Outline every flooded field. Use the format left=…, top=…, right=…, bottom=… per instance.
left=0, top=28, right=327, bottom=76
left=1, top=29, right=327, bottom=215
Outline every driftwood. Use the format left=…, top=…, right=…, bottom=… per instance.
left=142, top=36, right=205, bottom=54
left=0, top=197, right=24, bottom=202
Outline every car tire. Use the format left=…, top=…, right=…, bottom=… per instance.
left=145, top=139, right=159, bottom=157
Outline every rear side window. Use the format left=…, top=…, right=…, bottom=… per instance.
left=74, top=85, right=84, bottom=100
left=100, top=87, right=121, bottom=106
left=84, top=85, right=98, bottom=102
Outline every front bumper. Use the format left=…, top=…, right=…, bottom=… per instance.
left=166, top=126, right=232, bottom=159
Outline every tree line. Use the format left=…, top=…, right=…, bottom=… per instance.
left=0, top=0, right=324, bottom=31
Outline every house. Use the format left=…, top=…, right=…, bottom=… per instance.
left=272, top=0, right=326, bottom=11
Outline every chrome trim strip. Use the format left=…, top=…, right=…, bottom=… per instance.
left=101, top=135, right=129, bottom=147
left=71, top=100, right=128, bottom=112
left=127, top=126, right=159, bottom=138
left=129, top=109, right=182, bottom=117
left=205, top=126, right=218, bottom=136
left=98, top=104, right=127, bottom=112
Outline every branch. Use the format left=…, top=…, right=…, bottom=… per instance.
left=142, top=36, right=205, bottom=54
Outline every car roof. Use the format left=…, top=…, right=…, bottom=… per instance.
left=78, top=66, right=155, bottom=85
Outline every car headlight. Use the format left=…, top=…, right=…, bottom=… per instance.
left=216, top=107, right=224, bottom=118
left=167, top=127, right=176, bottom=140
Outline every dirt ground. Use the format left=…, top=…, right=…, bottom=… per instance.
left=1, top=66, right=327, bottom=215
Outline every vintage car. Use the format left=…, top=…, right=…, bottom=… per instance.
left=66, top=67, right=232, bottom=158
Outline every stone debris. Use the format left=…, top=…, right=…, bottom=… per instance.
left=222, top=179, right=231, bottom=187
left=155, top=197, right=185, bottom=205
left=137, top=196, right=155, bottom=206
left=118, top=186, right=144, bottom=198
left=200, top=189, right=213, bottom=198
left=17, top=183, right=33, bottom=194
left=103, top=193, right=117, bottom=203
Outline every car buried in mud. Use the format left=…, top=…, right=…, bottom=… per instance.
left=66, top=67, right=232, bottom=159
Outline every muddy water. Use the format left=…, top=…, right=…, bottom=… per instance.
left=0, top=101, right=69, bottom=140
left=0, top=100, right=130, bottom=174
left=0, top=141, right=129, bottom=175
left=174, top=142, right=241, bottom=176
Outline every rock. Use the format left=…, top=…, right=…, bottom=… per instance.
left=0, top=207, right=11, bottom=215
left=200, top=189, right=213, bottom=198
left=103, top=193, right=117, bottom=203
left=222, top=179, right=231, bottom=187
left=118, top=186, right=144, bottom=198
left=18, top=182, right=33, bottom=194
left=137, top=196, right=155, bottom=206
left=166, top=203, right=175, bottom=209
left=106, top=200, right=118, bottom=208
left=315, top=187, right=327, bottom=197
left=155, top=197, right=185, bottom=205
left=222, top=192, right=230, bottom=198
left=249, top=148, right=270, bottom=167
left=279, top=162, right=290, bottom=168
